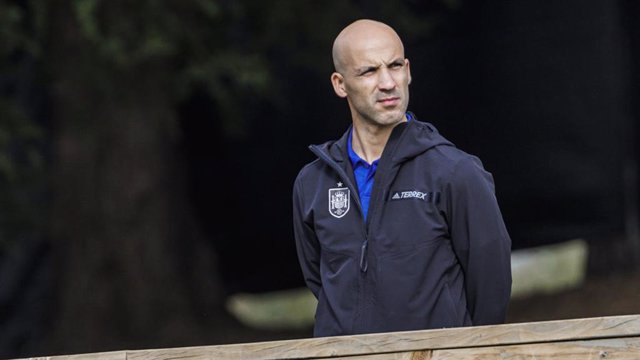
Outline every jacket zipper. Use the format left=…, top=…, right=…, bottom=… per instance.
left=310, top=144, right=403, bottom=334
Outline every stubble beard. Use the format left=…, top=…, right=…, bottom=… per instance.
left=358, top=98, right=409, bottom=129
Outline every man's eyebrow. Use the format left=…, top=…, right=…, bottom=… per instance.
left=355, top=65, right=379, bottom=74
left=353, top=58, right=404, bottom=74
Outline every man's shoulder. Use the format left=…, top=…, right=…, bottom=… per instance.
left=295, top=132, right=349, bottom=179
left=442, top=150, right=493, bottom=189
left=433, top=144, right=480, bottom=163
left=296, top=158, right=325, bottom=179
left=294, top=148, right=335, bottom=186
left=417, top=135, right=479, bottom=164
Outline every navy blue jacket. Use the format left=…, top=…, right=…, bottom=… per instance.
left=292, top=118, right=512, bottom=337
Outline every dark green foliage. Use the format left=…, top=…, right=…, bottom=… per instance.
left=0, top=0, right=455, bottom=255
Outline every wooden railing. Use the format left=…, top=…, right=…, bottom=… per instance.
left=24, top=315, right=640, bottom=360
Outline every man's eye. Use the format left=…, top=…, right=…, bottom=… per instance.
left=390, top=62, right=403, bottom=68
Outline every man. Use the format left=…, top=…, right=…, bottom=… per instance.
left=292, top=19, right=512, bottom=337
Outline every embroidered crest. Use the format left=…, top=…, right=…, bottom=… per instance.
left=329, top=187, right=350, bottom=218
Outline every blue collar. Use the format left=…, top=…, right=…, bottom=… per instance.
left=347, top=127, right=370, bottom=167
left=347, top=112, right=412, bottom=165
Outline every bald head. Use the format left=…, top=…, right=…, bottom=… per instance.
left=332, top=19, right=405, bottom=74
left=329, top=19, right=412, bottom=128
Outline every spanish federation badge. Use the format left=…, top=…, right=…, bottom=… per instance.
left=329, top=187, right=350, bottom=218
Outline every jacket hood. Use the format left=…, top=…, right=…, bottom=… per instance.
left=311, top=113, right=454, bottom=164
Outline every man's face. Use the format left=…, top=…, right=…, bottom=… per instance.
left=332, top=33, right=411, bottom=128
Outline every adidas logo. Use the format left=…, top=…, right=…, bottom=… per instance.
left=390, top=190, right=440, bottom=203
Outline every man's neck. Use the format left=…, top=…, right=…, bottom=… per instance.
left=351, top=116, right=407, bottom=164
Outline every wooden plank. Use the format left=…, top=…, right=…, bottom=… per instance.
left=431, top=336, right=640, bottom=360
left=316, top=350, right=432, bottom=360
left=311, top=336, right=640, bottom=360
left=125, top=315, right=640, bottom=360
left=21, top=351, right=128, bottom=360
left=310, top=352, right=417, bottom=360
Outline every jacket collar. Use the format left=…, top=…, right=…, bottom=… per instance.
left=312, top=113, right=454, bottom=165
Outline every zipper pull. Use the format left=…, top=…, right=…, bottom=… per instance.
left=360, top=240, right=369, bottom=273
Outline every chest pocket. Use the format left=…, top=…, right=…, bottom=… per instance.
left=313, top=186, right=363, bottom=256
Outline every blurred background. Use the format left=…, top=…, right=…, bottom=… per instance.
left=1, top=0, right=640, bottom=358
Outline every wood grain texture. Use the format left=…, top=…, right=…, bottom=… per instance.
left=20, top=351, right=127, bottom=360
left=431, top=336, right=640, bottom=360
left=126, top=315, right=640, bottom=360
left=312, top=352, right=416, bottom=360
left=315, top=350, right=432, bottom=360
left=410, top=350, right=433, bottom=360
left=22, top=315, right=640, bottom=360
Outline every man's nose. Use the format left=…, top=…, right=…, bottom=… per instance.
left=377, top=69, right=397, bottom=91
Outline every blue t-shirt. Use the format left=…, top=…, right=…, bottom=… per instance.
left=347, top=133, right=378, bottom=221
left=348, top=113, right=412, bottom=220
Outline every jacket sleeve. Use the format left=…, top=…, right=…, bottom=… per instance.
left=447, top=156, right=512, bottom=325
left=292, top=173, right=322, bottom=299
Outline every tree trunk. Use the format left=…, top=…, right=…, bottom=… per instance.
left=46, top=1, right=229, bottom=354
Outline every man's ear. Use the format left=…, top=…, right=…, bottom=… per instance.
left=406, top=58, right=412, bottom=85
left=331, top=72, right=348, bottom=98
